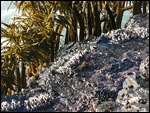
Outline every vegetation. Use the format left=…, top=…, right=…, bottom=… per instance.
left=1, top=1, right=149, bottom=95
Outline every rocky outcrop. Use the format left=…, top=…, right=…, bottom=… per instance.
left=114, top=54, right=149, bottom=112
left=1, top=13, right=149, bottom=112
left=113, top=13, right=149, bottom=112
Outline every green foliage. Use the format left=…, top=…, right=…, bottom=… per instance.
left=1, top=1, right=149, bottom=95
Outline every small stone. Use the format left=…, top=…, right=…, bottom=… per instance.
left=85, top=56, right=90, bottom=61
left=81, top=61, right=89, bottom=70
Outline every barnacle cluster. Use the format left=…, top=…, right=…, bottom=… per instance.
left=1, top=91, right=52, bottom=112
left=99, top=27, right=149, bottom=44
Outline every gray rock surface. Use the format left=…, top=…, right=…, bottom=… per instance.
left=1, top=13, right=149, bottom=112
left=125, top=13, right=149, bottom=29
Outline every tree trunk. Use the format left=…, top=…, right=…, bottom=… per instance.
left=106, top=2, right=116, bottom=30
left=16, top=66, right=21, bottom=93
left=116, top=1, right=125, bottom=28
left=87, top=2, right=92, bottom=36
left=21, top=61, right=26, bottom=88
left=133, top=1, right=142, bottom=15
left=55, top=25, right=63, bottom=51
left=74, top=8, right=85, bottom=41
left=50, top=32, right=55, bottom=62
left=65, top=25, right=69, bottom=44
left=92, top=2, right=101, bottom=36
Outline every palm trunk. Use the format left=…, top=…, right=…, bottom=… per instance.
left=87, top=2, right=92, bottom=36
left=16, top=66, right=21, bottom=93
left=133, top=1, right=142, bottom=15
left=142, top=1, right=147, bottom=13
left=65, top=25, right=69, bottom=44
left=55, top=25, right=63, bottom=51
left=21, top=61, right=26, bottom=88
left=92, top=2, right=101, bottom=36
left=74, top=8, right=85, bottom=41
left=69, top=15, right=75, bottom=42
left=72, top=9, right=77, bottom=42
left=50, top=33, right=55, bottom=62
left=106, top=2, right=116, bottom=30
left=103, top=21, right=109, bottom=33
left=116, top=1, right=125, bottom=28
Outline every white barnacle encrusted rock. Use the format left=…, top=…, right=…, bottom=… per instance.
left=139, top=56, right=149, bottom=80
left=124, top=75, right=139, bottom=88
left=127, top=97, right=141, bottom=104
left=10, top=99, right=17, bottom=110
left=1, top=101, right=10, bottom=111
left=24, top=100, right=30, bottom=111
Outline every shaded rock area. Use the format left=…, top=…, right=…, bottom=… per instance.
left=1, top=13, right=149, bottom=112
left=125, top=13, right=149, bottom=29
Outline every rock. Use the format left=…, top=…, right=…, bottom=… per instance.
left=125, top=13, right=149, bottom=29
left=116, top=76, right=149, bottom=112
left=139, top=56, right=149, bottom=80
